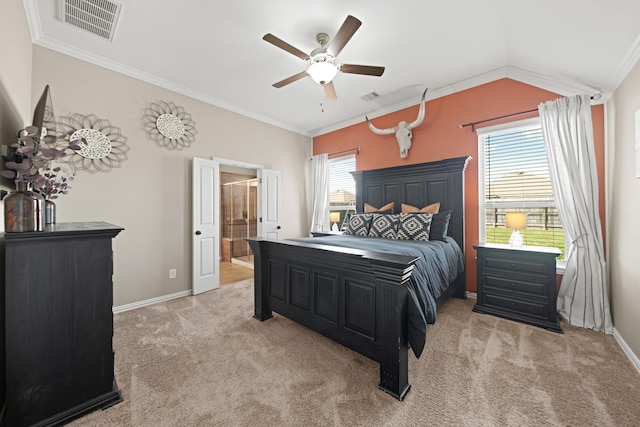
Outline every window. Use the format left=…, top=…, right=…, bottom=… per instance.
left=328, top=155, right=356, bottom=230
left=478, top=118, right=566, bottom=259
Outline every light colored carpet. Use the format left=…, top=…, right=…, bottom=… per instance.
left=69, top=279, right=640, bottom=426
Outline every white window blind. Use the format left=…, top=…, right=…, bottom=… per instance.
left=328, top=155, right=356, bottom=230
left=478, top=118, right=565, bottom=258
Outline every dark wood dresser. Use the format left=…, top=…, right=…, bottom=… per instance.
left=1, top=222, right=123, bottom=426
left=473, top=243, right=562, bottom=333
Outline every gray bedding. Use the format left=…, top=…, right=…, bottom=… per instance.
left=289, top=235, right=464, bottom=358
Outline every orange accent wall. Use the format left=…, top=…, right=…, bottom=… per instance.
left=313, top=78, right=605, bottom=292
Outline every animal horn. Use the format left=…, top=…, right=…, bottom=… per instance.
left=365, top=116, right=397, bottom=135
left=408, top=88, right=428, bottom=130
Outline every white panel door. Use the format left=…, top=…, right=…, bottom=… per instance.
left=258, top=168, right=281, bottom=239
left=192, top=157, right=220, bottom=294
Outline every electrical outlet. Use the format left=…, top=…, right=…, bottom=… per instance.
left=169, top=268, right=176, bottom=279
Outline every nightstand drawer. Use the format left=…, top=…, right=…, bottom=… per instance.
left=484, top=292, right=549, bottom=320
left=482, top=274, right=548, bottom=297
left=481, top=255, right=547, bottom=275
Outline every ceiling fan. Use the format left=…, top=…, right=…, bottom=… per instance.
left=263, top=15, right=385, bottom=100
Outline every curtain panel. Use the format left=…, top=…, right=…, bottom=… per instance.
left=310, top=153, right=330, bottom=233
left=538, top=94, right=612, bottom=333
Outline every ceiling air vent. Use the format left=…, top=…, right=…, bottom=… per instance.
left=60, top=0, right=122, bottom=41
left=361, top=92, right=380, bottom=102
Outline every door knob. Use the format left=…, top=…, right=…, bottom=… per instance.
left=276, top=226, right=281, bottom=230
left=195, top=230, right=202, bottom=235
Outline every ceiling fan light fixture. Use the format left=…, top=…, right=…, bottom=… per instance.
left=308, top=62, right=338, bottom=85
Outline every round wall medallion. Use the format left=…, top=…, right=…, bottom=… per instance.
left=142, top=101, right=197, bottom=150
left=57, top=113, right=130, bottom=174
left=156, top=114, right=186, bottom=139
left=70, top=128, right=112, bottom=159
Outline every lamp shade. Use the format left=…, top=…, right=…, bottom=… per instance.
left=506, top=212, right=526, bottom=230
left=330, top=212, right=340, bottom=223
left=308, top=62, right=338, bottom=84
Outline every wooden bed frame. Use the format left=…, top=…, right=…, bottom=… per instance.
left=247, top=156, right=471, bottom=400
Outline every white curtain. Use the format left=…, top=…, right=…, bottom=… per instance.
left=310, top=153, right=330, bottom=233
left=538, top=94, right=612, bottom=334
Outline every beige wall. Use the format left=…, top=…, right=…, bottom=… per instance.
left=30, top=46, right=311, bottom=306
left=0, top=0, right=33, bottom=193
left=0, top=0, right=33, bottom=124
left=609, top=61, right=640, bottom=359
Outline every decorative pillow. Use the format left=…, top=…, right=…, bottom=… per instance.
left=368, top=213, right=400, bottom=239
left=344, top=213, right=373, bottom=236
left=429, top=210, right=451, bottom=241
left=364, top=202, right=394, bottom=214
left=396, top=213, right=433, bottom=241
left=401, top=202, right=440, bottom=214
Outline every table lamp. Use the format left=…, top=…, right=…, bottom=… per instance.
left=506, top=212, right=526, bottom=248
left=330, top=212, right=340, bottom=232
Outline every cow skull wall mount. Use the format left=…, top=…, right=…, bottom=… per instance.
left=365, top=88, right=428, bottom=158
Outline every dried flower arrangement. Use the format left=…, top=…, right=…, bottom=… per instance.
left=1, top=126, right=82, bottom=192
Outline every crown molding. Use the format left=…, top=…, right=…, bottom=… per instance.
left=308, top=66, right=611, bottom=137
left=22, top=0, right=43, bottom=42
left=29, top=34, right=310, bottom=136
left=609, top=31, right=640, bottom=93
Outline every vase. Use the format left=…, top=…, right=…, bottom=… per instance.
left=3, top=182, right=45, bottom=232
left=45, top=198, right=56, bottom=225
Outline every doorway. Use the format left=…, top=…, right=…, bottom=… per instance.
left=193, top=157, right=281, bottom=292
left=219, top=165, right=257, bottom=285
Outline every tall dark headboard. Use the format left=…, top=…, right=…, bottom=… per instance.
left=351, top=156, right=471, bottom=252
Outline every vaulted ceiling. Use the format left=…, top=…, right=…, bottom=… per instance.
left=23, top=0, right=640, bottom=136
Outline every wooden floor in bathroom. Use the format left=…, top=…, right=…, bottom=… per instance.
left=220, top=261, right=254, bottom=285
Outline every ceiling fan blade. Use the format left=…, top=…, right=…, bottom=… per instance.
left=340, top=64, right=385, bottom=76
left=273, top=70, right=309, bottom=88
left=323, top=81, right=337, bottom=100
left=328, top=15, right=362, bottom=56
left=263, top=33, right=310, bottom=61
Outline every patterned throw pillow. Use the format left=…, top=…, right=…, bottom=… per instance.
left=368, top=213, right=400, bottom=239
left=364, top=202, right=394, bottom=214
left=401, top=202, right=440, bottom=214
left=397, top=213, right=433, bottom=241
left=344, top=213, right=373, bottom=236
left=429, top=210, right=451, bottom=241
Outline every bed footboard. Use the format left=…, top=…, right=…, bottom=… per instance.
left=247, top=238, right=418, bottom=400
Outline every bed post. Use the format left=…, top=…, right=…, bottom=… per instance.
left=246, top=239, right=273, bottom=321
left=369, top=253, right=416, bottom=400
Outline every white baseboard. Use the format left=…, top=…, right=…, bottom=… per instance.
left=113, top=290, right=192, bottom=314
left=466, top=291, right=477, bottom=299
left=613, top=327, right=640, bottom=375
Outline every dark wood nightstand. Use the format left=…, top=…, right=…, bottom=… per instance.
left=473, top=243, right=562, bottom=333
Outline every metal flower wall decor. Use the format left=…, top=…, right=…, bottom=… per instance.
left=57, top=113, right=130, bottom=173
left=141, top=101, right=197, bottom=150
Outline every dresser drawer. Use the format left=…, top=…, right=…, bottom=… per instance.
left=484, top=292, right=549, bottom=320
left=482, top=273, right=548, bottom=297
left=481, top=254, right=548, bottom=275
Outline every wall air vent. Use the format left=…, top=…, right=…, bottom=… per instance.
left=361, top=92, right=380, bottom=102
left=60, top=0, right=122, bottom=41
